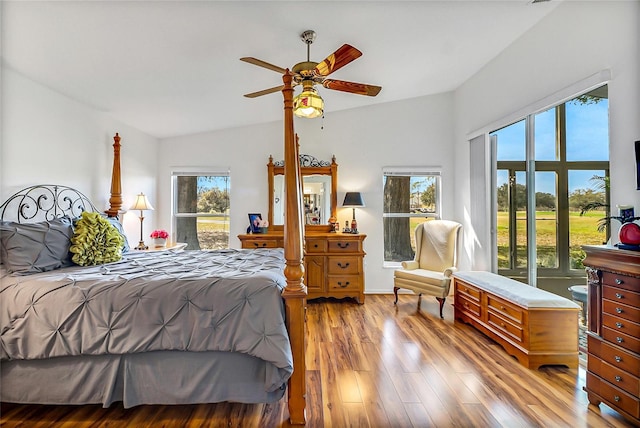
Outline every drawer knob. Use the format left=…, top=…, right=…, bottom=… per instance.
left=337, top=262, right=350, bottom=269
left=314, top=244, right=318, bottom=248
left=614, top=396, right=620, bottom=402
left=337, top=242, right=350, bottom=249
left=616, top=337, right=624, bottom=343
left=616, top=307, right=624, bottom=314
left=615, top=322, right=623, bottom=328
left=501, top=306, right=506, bottom=310
left=500, top=322, right=506, bottom=327
left=615, top=356, right=622, bottom=362
left=337, top=281, right=350, bottom=288
left=615, top=293, right=623, bottom=299
left=615, top=278, right=624, bottom=285
left=615, top=376, right=622, bottom=382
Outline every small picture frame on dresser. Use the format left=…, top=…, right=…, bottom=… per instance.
left=248, top=213, right=262, bottom=233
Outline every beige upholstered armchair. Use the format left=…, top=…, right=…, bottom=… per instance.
left=393, top=220, right=462, bottom=318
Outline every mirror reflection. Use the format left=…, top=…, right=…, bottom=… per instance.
left=272, top=175, right=332, bottom=225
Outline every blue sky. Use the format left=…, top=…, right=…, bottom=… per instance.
left=492, top=98, right=608, bottom=194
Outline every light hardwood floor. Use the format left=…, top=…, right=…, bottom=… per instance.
left=1, top=294, right=635, bottom=427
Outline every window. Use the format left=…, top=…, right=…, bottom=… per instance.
left=172, top=172, right=230, bottom=250
left=491, top=85, right=609, bottom=278
left=383, top=169, right=441, bottom=266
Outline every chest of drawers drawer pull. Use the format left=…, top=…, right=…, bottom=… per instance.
left=615, top=356, right=622, bottom=363
left=254, top=242, right=266, bottom=248
left=616, top=278, right=624, bottom=285
left=337, top=242, right=350, bottom=249
left=313, top=244, right=319, bottom=248
left=617, top=307, right=624, bottom=314
left=616, top=322, right=624, bottom=328
left=614, top=395, right=621, bottom=402
left=616, top=376, right=622, bottom=382
left=337, top=262, right=350, bottom=269
left=337, top=281, right=350, bottom=287
left=617, top=337, right=625, bottom=344
left=616, top=293, right=624, bottom=299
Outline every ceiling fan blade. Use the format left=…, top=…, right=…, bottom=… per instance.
left=314, top=44, right=362, bottom=77
left=240, top=57, right=287, bottom=74
left=244, top=85, right=286, bottom=98
left=322, top=79, right=382, bottom=97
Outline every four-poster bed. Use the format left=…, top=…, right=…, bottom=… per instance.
left=0, top=72, right=307, bottom=423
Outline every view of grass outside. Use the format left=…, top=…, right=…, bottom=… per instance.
left=196, top=214, right=230, bottom=250
left=497, top=211, right=606, bottom=270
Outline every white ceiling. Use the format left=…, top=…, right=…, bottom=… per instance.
left=2, top=1, right=561, bottom=139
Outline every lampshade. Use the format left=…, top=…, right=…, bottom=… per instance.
left=342, top=192, right=365, bottom=208
left=130, top=193, right=154, bottom=211
left=293, top=86, right=324, bottom=119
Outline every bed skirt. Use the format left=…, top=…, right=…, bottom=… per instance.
left=1, top=350, right=286, bottom=408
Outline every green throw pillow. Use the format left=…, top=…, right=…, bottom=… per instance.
left=70, top=211, right=125, bottom=266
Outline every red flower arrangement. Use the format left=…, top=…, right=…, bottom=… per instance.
left=150, top=229, right=169, bottom=239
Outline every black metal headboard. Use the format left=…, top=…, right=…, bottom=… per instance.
left=0, top=185, right=100, bottom=223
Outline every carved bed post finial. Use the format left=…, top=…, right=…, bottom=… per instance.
left=105, top=133, right=123, bottom=218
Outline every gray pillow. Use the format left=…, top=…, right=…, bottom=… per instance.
left=0, top=216, right=74, bottom=274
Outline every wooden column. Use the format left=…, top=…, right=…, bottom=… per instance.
left=281, top=70, right=307, bottom=425
left=104, top=133, right=123, bottom=218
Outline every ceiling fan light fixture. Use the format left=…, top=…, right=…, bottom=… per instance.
left=293, top=87, right=324, bottom=118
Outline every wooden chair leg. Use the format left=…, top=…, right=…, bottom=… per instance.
left=393, top=287, right=399, bottom=304
left=436, top=297, right=445, bottom=319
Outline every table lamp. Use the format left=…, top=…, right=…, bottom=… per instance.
left=342, top=192, right=365, bottom=233
left=130, top=192, right=154, bottom=250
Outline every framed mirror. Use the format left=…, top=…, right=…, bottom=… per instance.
left=268, top=154, right=338, bottom=232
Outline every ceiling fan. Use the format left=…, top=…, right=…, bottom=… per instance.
left=240, top=30, right=381, bottom=117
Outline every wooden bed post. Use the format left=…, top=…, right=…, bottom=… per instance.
left=281, top=70, right=307, bottom=425
left=104, top=133, right=123, bottom=218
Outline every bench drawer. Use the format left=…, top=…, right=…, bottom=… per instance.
left=456, top=294, right=481, bottom=318
left=455, top=280, right=481, bottom=302
left=487, top=311, right=524, bottom=343
left=487, top=294, right=524, bottom=325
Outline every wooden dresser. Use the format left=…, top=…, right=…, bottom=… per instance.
left=582, top=245, right=640, bottom=425
left=238, top=232, right=366, bottom=304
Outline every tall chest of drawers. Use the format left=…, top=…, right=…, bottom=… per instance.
left=582, top=245, right=640, bottom=425
left=238, top=232, right=366, bottom=304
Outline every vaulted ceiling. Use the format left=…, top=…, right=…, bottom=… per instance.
left=2, top=1, right=560, bottom=138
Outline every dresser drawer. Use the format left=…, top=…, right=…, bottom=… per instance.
left=602, top=271, right=640, bottom=293
left=327, top=256, right=359, bottom=275
left=602, top=327, right=640, bottom=354
left=455, top=280, right=481, bottom=302
left=305, top=238, right=327, bottom=253
left=586, top=372, right=640, bottom=419
left=242, top=239, right=280, bottom=249
left=328, top=276, right=361, bottom=291
left=603, top=313, right=640, bottom=339
left=487, top=294, right=524, bottom=325
left=603, top=285, right=640, bottom=309
left=589, top=334, right=640, bottom=375
left=487, top=311, right=524, bottom=343
left=588, top=355, right=640, bottom=397
left=328, top=240, right=362, bottom=253
left=603, top=299, right=640, bottom=324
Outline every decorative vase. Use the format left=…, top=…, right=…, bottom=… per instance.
left=153, top=238, right=167, bottom=248
left=619, top=222, right=640, bottom=246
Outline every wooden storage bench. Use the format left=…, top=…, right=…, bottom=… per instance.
left=453, top=271, right=581, bottom=369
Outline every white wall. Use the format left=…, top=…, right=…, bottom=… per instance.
left=0, top=69, right=159, bottom=241
left=454, top=1, right=640, bottom=270
left=158, top=92, right=456, bottom=294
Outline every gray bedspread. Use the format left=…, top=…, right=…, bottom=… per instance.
left=0, top=248, right=292, bottom=392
